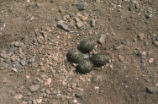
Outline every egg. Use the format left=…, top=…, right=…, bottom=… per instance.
left=78, top=39, right=96, bottom=53
left=76, top=60, right=94, bottom=74
left=67, top=48, right=84, bottom=63
left=90, top=54, right=110, bottom=67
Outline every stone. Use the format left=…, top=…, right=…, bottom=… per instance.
left=78, top=39, right=96, bottom=53
left=94, top=86, right=99, bottom=90
left=99, top=90, right=104, bottom=93
left=149, top=58, right=154, bottom=64
left=28, top=57, right=35, bottom=64
left=152, top=35, right=158, bottom=47
left=153, top=40, right=158, bottom=47
left=20, top=59, right=26, bottom=66
left=145, top=13, right=152, bottom=19
left=12, top=68, right=18, bottom=73
left=14, top=63, right=22, bottom=69
left=128, top=3, right=136, bottom=11
left=50, top=0, right=54, bottom=3
left=91, top=75, right=102, bottom=82
left=55, top=17, right=60, bottom=21
left=94, top=0, right=101, bottom=3
left=137, top=33, right=145, bottom=40
left=154, top=60, right=158, bottom=65
left=57, top=20, right=70, bottom=32
left=73, top=99, right=78, bottom=103
left=76, top=21, right=84, bottom=29
left=8, top=46, right=16, bottom=54
left=63, top=14, right=70, bottom=21
left=14, top=94, right=23, bottom=100
left=119, top=55, right=125, bottom=62
left=97, top=34, right=106, bottom=44
left=32, top=99, right=37, bottom=104
left=36, top=98, right=42, bottom=104
left=90, top=54, right=110, bottom=67
left=0, top=50, right=8, bottom=59
left=76, top=2, right=87, bottom=11
left=29, top=85, right=40, bottom=92
left=75, top=92, right=83, bottom=98
left=45, top=78, right=52, bottom=86
left=76, top=60, right=94, bottom=74
left=35, top=3, right=40, bottom=8
left=10, top=54, right=16, bottom=62
left=146, top=86, right=158, bottom=94
left=22, top=101, right=28, bottom=104
left=13, top=41, right=24, bottom=47
left=28, top=101, right=33, bottom=104
left=90, top=19, right=95, bottom=27
left=67, top=48, right=84, bottom=63
left=121, top=40, right=129, bottom=45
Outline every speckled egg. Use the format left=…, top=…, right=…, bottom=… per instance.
left=67, top=48, right=84, bottom=63
left=76, top=60, right=94, bottom=74
left=90, top=54, right=110, bottom=67
left=78, top=39, right=96, bottom=53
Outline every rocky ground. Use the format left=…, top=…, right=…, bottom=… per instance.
left=0, top=0, right=158, bottom=104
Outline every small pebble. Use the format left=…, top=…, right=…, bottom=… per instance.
left=12, top=68, right=18, bottom=73
left=73, top=98, right=78, bottom=103
left=57, top=20, right=70, bottom=32
left=95, top=0, right=101, bottom=3
left=50, top=0, right=54, bottom=3
left=137, top=33, right=145, bottom=40
left=149, top=58, right=154, bottom=64
left=91, top=75, right=102, bottom=82
left=76, top=2, right=87, bottom=11
left=22, top=101, right=28, bottom=104
left=119, top=55, right=125, bottom=62
left=29, top=84, right=40, bottom=92
left=145, top=13, right=152, bottom=19
left=13, top=41, right=24, bottom=47
left=75, top=92, right=83, bottom=98
left=128, top=3, right=136, bottom=11
left=0, top=51, right=8, bottom=59
left=153, top=40, right=158, bottom=47
left=20, top=59, right=26, bottom=66
left=97, top=34, right=106, bottom=44
left=14, top=94, right=23, bottom=100
left=90, top=19, right=95, bottom=27
left=146, top=86, right=158, bottom=94
left=28, top=57, right=35, bottom=64
left=32, top=99, right=37, bottom=104
left=36, top=98, right=42, bottom=103
left=35, top=3, right=40, bottom=8
left=121, top=40, right=129, bottom=45
left=45, top=78, right=52, bottom=86
left=94, top=86, right=99, bottom=90
left=76, top=21, right=84, bottom=29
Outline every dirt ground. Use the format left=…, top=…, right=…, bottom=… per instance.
left=0, top=0, right=158, bottom=104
